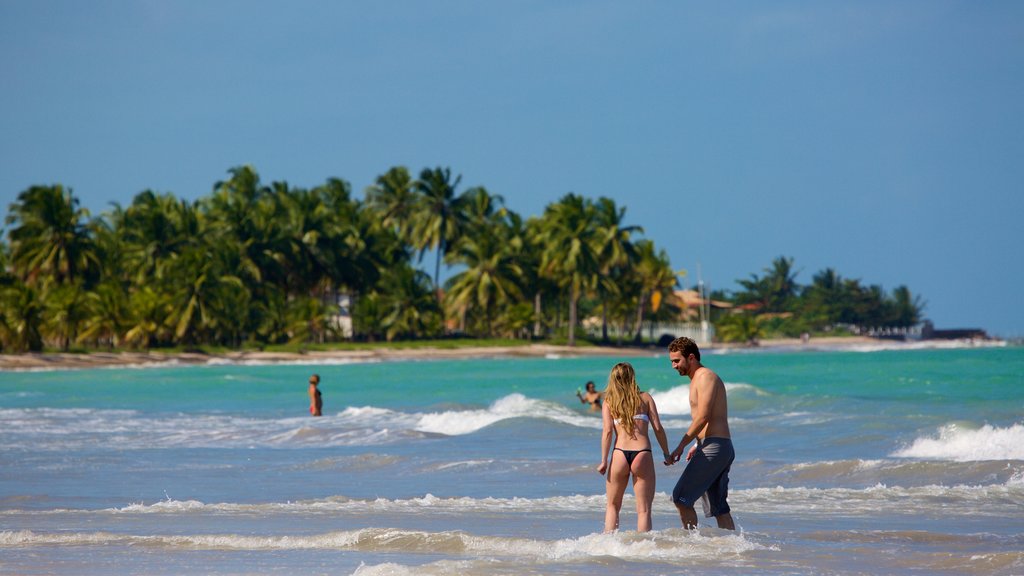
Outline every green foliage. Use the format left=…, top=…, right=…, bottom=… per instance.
left=2, top=170, right=927, bottom=354
left=722, top=257, right=927, bottom=338
left=716, top=313, right=765, bottom=344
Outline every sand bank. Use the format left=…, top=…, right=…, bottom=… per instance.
left=0, top=336, right=905, bottom=371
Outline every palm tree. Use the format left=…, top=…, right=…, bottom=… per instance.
left=889, top=285, right=925, bottom=327
left=123, top=286, right=172, bottom=348
left=522, top=216, right=554, bottom=339
left=6, top=184, right=98, bottom=288
left=378, top=265, right=442, bottom=341
left=412, top=166, right=469, bottom=298
left=763, top=256, right=800, bottom=312
left=716, top=313, right=765, bottom=345
left=538, top=193, right=601, bottom=346
left=272, top=182, right=332, bottom=296
left=164, top=244, right=232, bottom=345
left=78, top=281, right=130, bottom=349
left=42, top=282, right=90, bottom=351
left=629, top=240, right=679, bottom=343
left=736, top=256, right=799, bottom=314
left=800, top=268, right=843, bottom=328
left=593, top=197, right=641, bottom=342
left=203, top=166, right=275, bottom=288
left=366, top=166, right=417, bottom=244
left=445, top=219, right=524, bottom=337
left=312, top=178, right=381, bottom=309
left=0, top=282, right=44, bottom=352
left=116, top=190, right=201, bottom=284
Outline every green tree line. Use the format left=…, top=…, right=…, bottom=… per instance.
left=0, top=167, right=925, bottom=352
left=0, top=166, right=680, bottom=352
left=714, top=256, right=926, bottom=343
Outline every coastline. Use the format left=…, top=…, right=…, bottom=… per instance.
left=1, top=335, right=1002, bottom=371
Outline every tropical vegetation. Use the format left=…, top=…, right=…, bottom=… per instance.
left=0, top=167, right=925, bottom=352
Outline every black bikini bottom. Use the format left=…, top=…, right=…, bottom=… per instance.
left=614, top=447, right=652, bottom=466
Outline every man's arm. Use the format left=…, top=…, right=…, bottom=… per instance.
left=644, top=393, right=672, bottom=464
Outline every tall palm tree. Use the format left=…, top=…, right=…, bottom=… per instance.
left=164, top=242, right=246, bottom=345
left=445, top=218, right=524, bottom=337
left=6, top=184, right=98, bottom=288
left=800, top=268, right=844, bottom=327
left=763, top=256, right=799, bottom=312
left=629, top=239, right=679, bottom=343
left=117, top=190, right=201, bottom=284
left=203, top=166, right=274, bottom=287
left=123, top=286, right=172, bottom=348
left=312, top=178, right=380, bottom=307
left=272, top=182, right=332, bottom=296
left=736, top=256, right=799, bottom=314
left=43, top=282, right=90, bottom=351
left=460, top=186, right=505, bottom=226
left=78, top=281, right=130, bottom=349
left=366, top=166, right=417, bottom=244
left=538, top=193, right=601, bottom=346
left=889, top=285, right=925, bottom=327
left=378, top=265, right=442, bottom=341
left=593, top=197, right=642, bottom=342
left=522, top=216, right=554, bottom=339
left=0, top=282, right=44, bottom=352
left=412, top=166, right=469, bottom=298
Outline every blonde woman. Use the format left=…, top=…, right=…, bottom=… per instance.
left=598, top=362, right=672, bottom=532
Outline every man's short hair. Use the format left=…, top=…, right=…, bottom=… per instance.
left=668, top=336, right=701, bottom=361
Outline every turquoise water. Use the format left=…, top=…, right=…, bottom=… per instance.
left=1, top=344, right=1022, bottom=574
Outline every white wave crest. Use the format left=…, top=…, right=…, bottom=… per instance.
left=891, top=423, right=1024, bottom=461
left=414, top=394, right=597, bottom=435
left=6, top=480, right=1021, bottom=525
left=0, top=395, right=608, bottom=450
left=0, top=526, right=770, bottom=560
left=647, top=385, right=690, bottom=415
left=648, top=382, right=761, bottom=416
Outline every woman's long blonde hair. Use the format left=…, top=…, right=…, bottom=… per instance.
left=605, top=362, right=644, bottom=438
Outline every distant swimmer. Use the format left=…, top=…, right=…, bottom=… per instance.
left=309, top=373, right=322, bottom=417
left=576, top=381, right=603, bottom=412
left=664, top=337, right=736, bottom=530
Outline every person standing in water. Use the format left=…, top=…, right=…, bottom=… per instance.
left=576, top=380, right=603, bottom=412
left=598, top=362, right=672, bottom=532
left=665, top=337, right=736, bottom=530
left=308, top=373, right=323, bottom=417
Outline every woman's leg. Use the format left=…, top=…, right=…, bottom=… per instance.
left=630, top=452, right=657, bottom=532
left=604, top=450, right=630, bottom=532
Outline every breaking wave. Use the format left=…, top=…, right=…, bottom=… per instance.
left=891, top=423, right=1024, bottom=461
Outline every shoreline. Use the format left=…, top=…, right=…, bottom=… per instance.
left=0, top=336, right=1006, bottom=371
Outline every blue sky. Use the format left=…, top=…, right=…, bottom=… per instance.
left=2, top=1, right=1022, bottom=337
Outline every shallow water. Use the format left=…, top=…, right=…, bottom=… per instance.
left=1, top=345, right=1022, bottom=574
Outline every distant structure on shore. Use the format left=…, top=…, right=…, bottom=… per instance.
left=919, top=321, right=990, bottom=341
left=866, top=320, right=991, bottom=342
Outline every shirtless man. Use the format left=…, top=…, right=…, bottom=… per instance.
left=665, top=337, right=736, bottom=530
left=576, top=381, right=603, bottom=412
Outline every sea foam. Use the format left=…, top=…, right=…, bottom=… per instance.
left=414, top=393, right=597, bottom=435
left=891, top=422, right=1024, bottom=461
left=0, top=526, right=771, bottom=560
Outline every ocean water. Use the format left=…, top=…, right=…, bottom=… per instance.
left=1, top=344, right=1022, bottom=575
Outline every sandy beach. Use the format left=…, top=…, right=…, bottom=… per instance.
left=0, top=336, right=896, bottom=371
